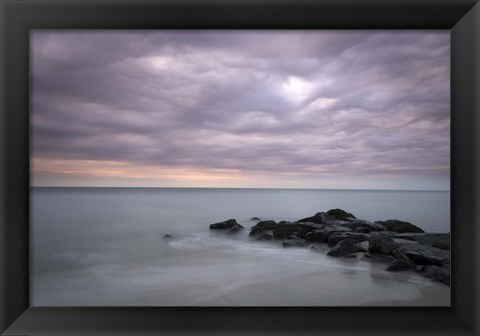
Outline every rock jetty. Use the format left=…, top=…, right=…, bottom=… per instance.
left=208, top=209, right=450, bottom=286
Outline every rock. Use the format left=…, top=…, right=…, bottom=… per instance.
left=394, top=233, right=450, bottom=250
left=375, top=219, right=424, bottom=233
left=368, top=235, right=399, bottom=255
left=210, top=219, right=242, bottom=230
left=343, top=254, right=358, bottom=259
left=420, top=265, right=450, bottom=286
left=326, top=208, right=356, bottom=220
left=252, top=232, right=273, bottom=241
left=279, top=220, right=293, bottom=225
left=393, top=238, right=420, bottom=245
left=272, top=225, right=303, bottom=239
left=432, top=241, right=450, bottom=251
left=398, top=244, right=450, bottom=266
left=296, top=222, right=325, bottom=231
left=305, top=230, right=331, bottom=243
left=283, top=238, right=308, bottom=248
left=162, top=234, right=173, bottom=239
left=304, top=225, right=352, bottom=243
left=327, top=238, right=367, bottom=257
left=253, top=220, right=278, bottom=230
left=296, top=212, right=336, bottom=225
left=227, top=223, right=245, bottom=234
left=276, top=223, right=321, bottom=239
left=341, top=219, right=386, bottom=233
left=390, top=248, right=411, bottom=261
left=250, top=217, right=261, bottom=221
left=249, top=220, right=279, bottom=238
left=361, top=252, right=394, bottom=264
left=386, top=259, right=416, bottom=272
left=327, top=232, right=369, bottom=247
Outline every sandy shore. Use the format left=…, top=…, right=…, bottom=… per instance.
left=115, top=252, right=450, bottom=306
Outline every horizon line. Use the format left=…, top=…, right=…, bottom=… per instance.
left=30, top=186, right=450, bottom=192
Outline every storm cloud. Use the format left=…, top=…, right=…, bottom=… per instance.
left=31, top=30, right=450, bottom=189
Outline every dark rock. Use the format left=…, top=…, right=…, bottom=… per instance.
left=253, top=232, right=273, bottom=241
left=305, top=230, right=331, bottom=243
left=327, top=232, right=369, bottom=247
left=394, top=233, right=450, bottom=250
left=420, top=265, right=450, bottom=286
left=327, top=238, right=367, bottom=257
left=304, top=225, right=351, bottom=243
left=272, top=225, right=301, bottom=239
left=296, top=222, right=325, bottom=231
left=375, top=219, right=424, bottom=233
left=368, top=235, right=399, bottom=255
left=227, top=223, right=245, bottom=234
left=249, top=220, right=279, bottom=238
left=250, top=217, right=261, bottom=221
left=162, top=234, right=173, bottom=239
left=279, top=220, right=293, bottom=225
left=210, top=219, right=243, bottom=230
left=369, top=231, right=395, bottom=237
left=326, top=208, right=356, bottom=220
left=342, top=219, right=386, bottom=233
left=361, top=252, right=394, bottom=264
left=253, top=220, right=278, bottom=230
left=296, top=212, right=336, bottom=225
left=390, top=248, right=411, bottom=261
left=398, top=244, right=450, bottom=266
left=393, top=238, right=420, bottom=245
left=343, top=254, right=358, bottom=259
left=432, top=241, right=450, bottom=251
left=386, top=259, right=416, bottom=272
left=283, top=238, right=308, bottom=248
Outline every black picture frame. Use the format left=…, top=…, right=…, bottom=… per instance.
left=1, top=0, right=479, bottom=335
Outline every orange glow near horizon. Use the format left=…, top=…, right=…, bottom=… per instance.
left=31, top=157, right=247, bottom=183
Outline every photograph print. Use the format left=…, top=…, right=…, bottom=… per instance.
left=30, top=30, right=451, bottom=306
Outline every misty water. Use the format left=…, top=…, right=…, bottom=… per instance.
left=31, top=187, right=450, bottom=306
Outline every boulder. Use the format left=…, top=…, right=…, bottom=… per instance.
left=375, top=219, right=424, bottom=233
left=304, top=225, right=352, bottom=243
left=253, top=220, right=278, bottom=230
left=249, top=220, right=279, bottom=238
left=227, top=223, right=245, bottom=234
left=210, top=219, right=243, bottom=230
left=296, top=212, right=336, bottom=225
left=341, top=219, right=386, bottom=233
left=398, top=244, right=450, bottom=266
left=368, top=235, right=399, bottom=255
left=420, top=265, right=450, bottom=286
left=283, top=238, right=309, bottom=248
left=327, top=238, right=367, bottom=257
left=272, top=225, right=304, bottom=239
left=386, top=259, right=416, bottom=272
left=432, top=241, right=450, bottom=251
left=305, top=229, right=331, bottom=243
left=162, top=234, right=173, bottom=239
left=252, top=232, right=273, bottom=241
left=394, top=233, right=450, bottom=250
left=361, top=252, right=394, bottom=264
left=327, top=232, right=369, bottom=247
left=296, top=222, right=325, bottom=231
left=326, top=208, right=356, bottom=220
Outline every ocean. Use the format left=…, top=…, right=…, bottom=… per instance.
left=30, top=187, right=450, bottom=306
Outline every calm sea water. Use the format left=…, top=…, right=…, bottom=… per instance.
left=30, top=187, right=450, bottom=306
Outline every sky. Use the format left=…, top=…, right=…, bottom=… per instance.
left=30, top=30, right=450, bottom=190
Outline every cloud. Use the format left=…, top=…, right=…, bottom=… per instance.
left=31, top=30, right=450, bottom=189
